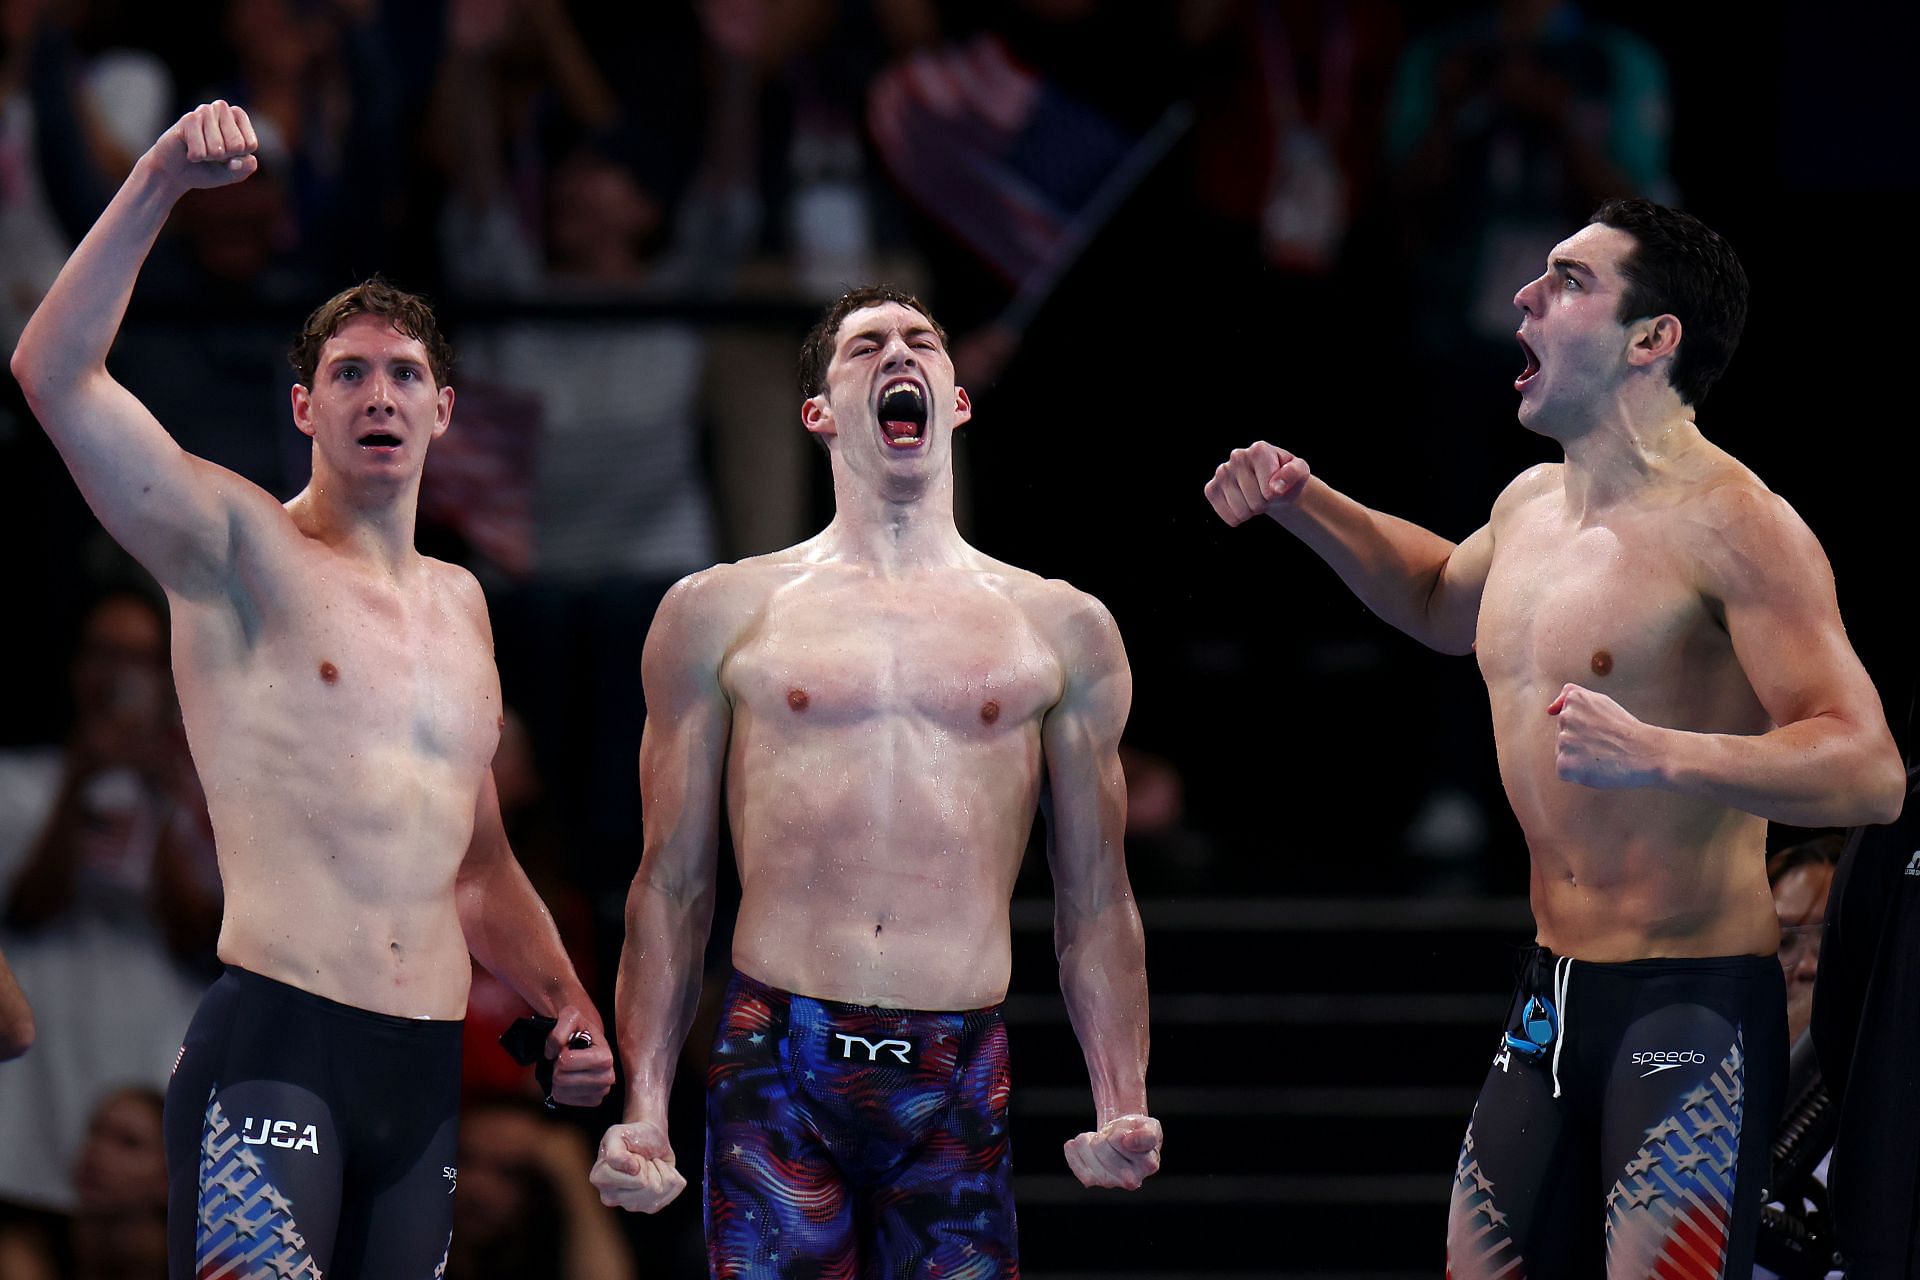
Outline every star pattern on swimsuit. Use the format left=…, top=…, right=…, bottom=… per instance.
left=267, top=1251, right=299, bottom=1279
left=1470, top=1166, right=1495, bottom=1194
left=1683, top=1084, right=1713, bottom=1111
left=1693, top=1112, right=1730, bottom=1139
left=1626, top=1180, right=1662, bottom=1209
left=218, top=1167, right=253, bottom=1197
left=261, top=1186, right=293, bottom=1216
left=1625, top=1148, right=1658, bottom=1177
left=1606, top=1181, right=1628, bottom=1211
left=1671, top=1149, right=1710, bottom=1173
left=1644, top=1117, right=1685, bottom=1144
left=274, top=1220, right=305, bottom=1250
left=221, top=1208, right=251, bottom=1236
left=236, top=1146, right=262, bottom=1174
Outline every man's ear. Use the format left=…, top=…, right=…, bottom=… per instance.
left=801, top=392, right=835, bottom=440
left=431, top=385, right=455, bottom=440
left=290, top=383, right=316, bottom=439
left=952, top=386, right=973, bottom=431
left=1626, top=313, right=1682, bottom=369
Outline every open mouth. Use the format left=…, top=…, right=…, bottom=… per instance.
left=1515, top=333, right=1542, bottom=389
left=358, top=430, right=403, bottom=451
left=876, top=379, right=928, bottom=448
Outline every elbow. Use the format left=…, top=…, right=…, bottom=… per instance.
left=1862, top=755, right=1910, bottom=827
left=8, top=342, right=38, bottom=404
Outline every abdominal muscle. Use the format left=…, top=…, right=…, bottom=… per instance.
left=1501, top=746, right=1779, bottom=962
left=199, top=743, right=482, bottom=1019
left=725, top=729, right=1038, bottom=1010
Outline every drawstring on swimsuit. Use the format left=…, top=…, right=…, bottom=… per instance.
left=1551, top=955, right=1573, bottom=1099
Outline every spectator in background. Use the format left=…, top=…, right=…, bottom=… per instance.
left=0, top=1085, right=170, bottom=1280
left=0, top=0, right=172, bottom=353
left=1756, top=835, right=1845, bottom=1280
left=449, top=1099, right=637, bottom=1280
left=0, top=588, right=218, bottom=1215
left=1384, top=0, right=1673, bottom=346
left=428, top=0, right=720, bottom=902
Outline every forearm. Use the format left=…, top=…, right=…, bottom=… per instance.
left=1651, top=714, right=1907, bottom=827
left=615, top=869, right=714, bottom=1127
left=1272, top=479, right=1460, bottom=649
left=1057, top=897, right=1151, bottom=1124
left=3, top=782, right=88, bottom=930
left=459, top=857, right=589, bottom=1017
left=11, top=157, right=177, bottom=394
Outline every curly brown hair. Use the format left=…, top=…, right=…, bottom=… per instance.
left=288, top=278, right=455, bottom=389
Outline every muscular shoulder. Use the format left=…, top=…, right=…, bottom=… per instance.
left=645, top=559, right=782, bottom=675
left=1489, top=462, right=1563, bottom=528
left=1684, top=469, right=1829, bottom=601
left=1003, top=571, right=1128, bottom=683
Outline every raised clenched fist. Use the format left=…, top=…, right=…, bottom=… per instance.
left=1204, top=441, right=1311, bottom=526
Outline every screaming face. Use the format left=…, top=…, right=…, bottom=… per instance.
left=804, top=301, right=971, bottom=471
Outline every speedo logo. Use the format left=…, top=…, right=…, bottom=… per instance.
left=242, top=1117, right=321, bottom=1153
left=1631, top=1049, right=1706, bottom=1077
left=1905, top=850, right=1920, bottom=876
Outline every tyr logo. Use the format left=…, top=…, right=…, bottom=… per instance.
left=831, top=1033, right=915, bottom=1065
left=242, top=1117, right=321, bottom=1153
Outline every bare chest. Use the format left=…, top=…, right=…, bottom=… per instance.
left=726, top=582, right=1062, bottom=734
left=1476, top=514, right=1721, bottom=697
left=227, top=571, right=501, bottom=768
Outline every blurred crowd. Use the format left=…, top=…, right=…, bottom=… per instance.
left=4, top=0, right=1897, bottom=1272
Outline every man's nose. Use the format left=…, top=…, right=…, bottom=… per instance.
left=1513, top=279, right=1538, bottom=316
left=881, top=339, right=919, bottom=371
left=363, top=381, right=397, bottom=416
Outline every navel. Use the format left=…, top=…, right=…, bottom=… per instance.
left=318, top=660, right=340, bottom=685
left=980, top=700, right=1000, bottom=724
left=787, top=688, right=810, bottom=713
left=1590, top=650, right=1613, bottom=678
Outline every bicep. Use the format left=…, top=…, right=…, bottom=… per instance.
left=1715, top=508, right=1884, bottom=729
left=1041, top=608, right=1132, bottom=903
left=634, top=599, right=732, bottom=895
left=32, top=372, right=249, bottom=596
left=1427, top=520, right=1493, bottom=655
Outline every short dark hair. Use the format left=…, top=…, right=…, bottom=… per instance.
left=797, top=285, right=947, bottom=399
left=1766, top=833, right=1845, bottom=888
left=1587, top=199, right=1748, bottom=407
left=289, top=278, right=455, bottom=389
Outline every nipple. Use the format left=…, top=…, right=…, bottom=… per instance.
left=787, top=688, right=810, bottom=712
left=1590, top=650, right=1613, bottom=678
left=980, top=700, right=1000, bottom=724
left=319, top=660, right=339, bottom=685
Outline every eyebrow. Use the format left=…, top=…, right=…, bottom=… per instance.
left=1552, top=257, right=1597, bottom=279
left=843, top=326, right=940, bottom=349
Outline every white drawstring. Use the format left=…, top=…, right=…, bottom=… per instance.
left=1550, top=955, right=1573, bottom=1099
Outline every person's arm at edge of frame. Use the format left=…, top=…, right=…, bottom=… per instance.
left=0, top=945, right=34, bottom=1059
left=1043, top=588, right=1162, bottom=1190
left=457, top=763, right=616, bottom=1106
left=590, top=572, right=731, bottom=1212
left=9, top=102, right=271, bottom=602
left=1204, top=440, right=1509, bottom=656
left=1548, top=485, right=1906, bottom=826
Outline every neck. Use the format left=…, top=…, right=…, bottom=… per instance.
left=287, top=461, right=423, bottom=577
left=1556, top=386, right=1699, bottom=517
left=818, top=462, right=969, bottom=571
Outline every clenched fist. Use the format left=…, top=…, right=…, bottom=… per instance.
left=144, top=101, right=260, bottom=193
left=1548, top=684, right=1663, bottom=790
left=591, top=1120, right=688, bottom=1213
left=1204, top=441, right=1311, bottom=526
left=1064, top=1113, right=1163, bottom=1191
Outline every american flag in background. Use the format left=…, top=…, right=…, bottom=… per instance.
left=867, top=33, right=1146, bottom=290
